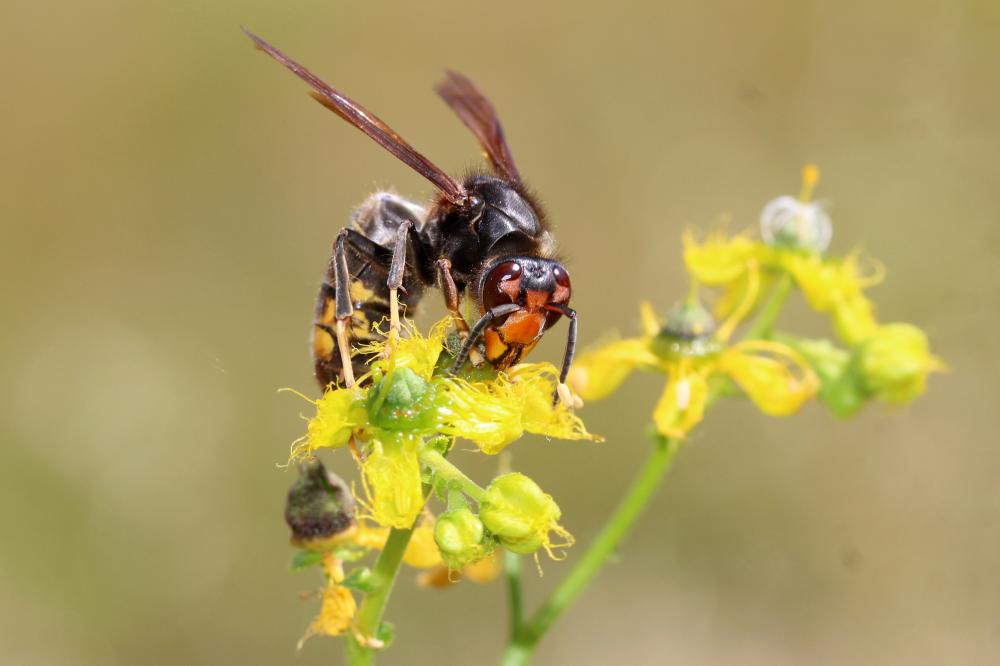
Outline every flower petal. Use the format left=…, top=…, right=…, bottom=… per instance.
left=832, top=295, right=880, bottom=346
left=302, top=386, right=368, bottom=456
left=652, top=362, right=710, bottom=438
left=297, top=555, right=357, bottom=647
left=683, top=230, right=763, bottom=286
left=361, top=434, right=425, bottom=529
left=719, top=341, right=819, bottom=416
left=437, top=363, right=600, bottom=454
left=567, top=338, right=659, bottom=401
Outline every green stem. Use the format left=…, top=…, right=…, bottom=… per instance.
left=504, top=550, right=524, bottom=640
left=500, top=434, right=682, bottom=666
left=743, top=272, right=793, bottom=341
left=345, top=526, right=415, bottom=666
left=419, top=448, right=487, bottom=502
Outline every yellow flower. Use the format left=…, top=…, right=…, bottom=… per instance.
left=651, top=359, right=711, bottom=439
left=779, top=251, right=883, bottom=345
left=297, top=554, right=358, bottom=648
left=353, top=517, right=444, bottom=569
left=569, top=301, right=818, bottom=439
left=417, top=550, right=504, bottom=588
left=299, top=386, right=368, bottom=456
left=293, top=519, right=444, bottom=648
left=360, top=433, right=425, bottom=529
left=287, top=316, right=599, bottom=543
left=294, top=317, right=599, bottom=462
left=682, top=167, right=892, bottom=347
left=437, top=363, right=600, bottom=454
left=831, top=294, right=880, bottom=346
left=565, top=338, right=659, bottom=401
left=716, top=341, right=818, bottom=416
left=683, top=229, right=764, bottom=285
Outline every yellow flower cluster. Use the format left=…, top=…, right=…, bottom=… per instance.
left=291, top=318, right=598, bottom=529
left=286, top=459, right=501, bottom=647
left=684, top=230, right=884, bottom=346
left=570, top=301, right=818, bottom=439
left=285, top=313, right=600, bottom=647
left=570, top=165, right=942, bottom=430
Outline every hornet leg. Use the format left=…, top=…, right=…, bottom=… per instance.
left=546, top=304, right=579, bottom=407
left=449, top=303, right=522, bottom=375
left=333, top=230, right=356, bottom=388
left=385, top=219, right=413, bottom=353
left=434, top=258, right=469, bottom=333
left=436, top=258, right=484, bottom=366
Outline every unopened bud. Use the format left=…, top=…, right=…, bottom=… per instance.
left=855, top=323, right=944, bottom=405
left=434, top=505, right=489, bottom=569
left=479, top=473, right=568, bottom=555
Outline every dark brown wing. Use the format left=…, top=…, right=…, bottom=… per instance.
left=243, top=28, right=468, bottom=206
left=435, top=70, right=521, bottom=184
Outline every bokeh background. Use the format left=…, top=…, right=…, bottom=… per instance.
left=3, top=1, right=998, bottom=664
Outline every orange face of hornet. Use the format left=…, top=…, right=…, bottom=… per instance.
left=479, top=258, right=572, bottom=369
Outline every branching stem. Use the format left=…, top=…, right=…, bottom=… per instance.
left=499, top=434, right=682, bottom=666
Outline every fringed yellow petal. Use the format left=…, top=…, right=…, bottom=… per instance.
left=462, top=549, right=503, bottom=583
left=361, top=317, right=450, bottom=380
left=715, top=260, right=761, bottom=343
left=297, top=555, right=357, bottom=648
left=651, top=361, right=710, bottom=438
left=438, top=363, right=600, bottom=454
left=832, top=294, right=880, bottom=346
left=512, top=363, right=602, bottom=443
left=683, top=229, right=762, bottom=285
left=416, top=565, right=459, bottom=588
left=403, top=521, right=444, bottom=569
left=352, top=523, right=390, bottom=551
left=639, top=301, right=661, bottom=337
left=300, top=386, right=368, bottom=458
left=567, top=338, right=660, bottom=401
left=779, top=251, right=886, bottom=345
left=416, top=550, right=504, bottom=588
left=360, top=434, right=424, bottom=529
left=781, top=251, right=882, bottom=314
left=720, top=341, right=819, bottom=416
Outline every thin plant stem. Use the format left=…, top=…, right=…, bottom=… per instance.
left=504, top=550, right=524, bottom=640
left=743, top=272, right=793, bottom=340
left=345, top=525, right=416, bottom=666
left=500, top=434, right=682, bottom=666
left=419, top=448, right=487, bottom=502
left=344, top=447, right=473, bottom=665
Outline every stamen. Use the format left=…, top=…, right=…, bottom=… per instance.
left=799, top=163, right=820, bottom=203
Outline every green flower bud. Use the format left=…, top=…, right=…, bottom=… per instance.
left=434, top=505, right=489, bottom=569
left=854, top=323, right=944, bottom=405
left=479, top=473, right=571, bottom=556
left=285, top=459, right=357, bottom=547
left=790, top=337, right=865, bottom=418
left=651, top=300, right=720, bottom=362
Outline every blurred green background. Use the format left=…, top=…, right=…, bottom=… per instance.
left=2, top=1, right=998, bottom=664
